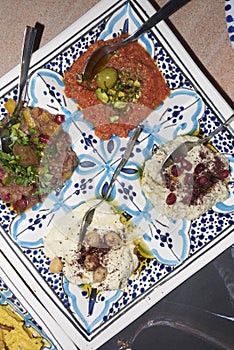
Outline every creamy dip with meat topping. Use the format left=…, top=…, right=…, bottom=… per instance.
left=142, top=135, right=230, bottom=220
left=44, top=202, right=140, bottom=291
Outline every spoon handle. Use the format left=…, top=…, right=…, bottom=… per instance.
left=105, top=124, right=144, bottom=199
left=14, top=26, right=37, bottom=115
left=122, top=0, right=191, bottom=45
left=201, top=114, right=234, bottom=144
left=78, top=124, right=143, bottom=245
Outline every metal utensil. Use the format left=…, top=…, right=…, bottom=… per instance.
left=78, top=123, right=144, bottom=246
left=161, top=114, right=234, bottom=171
left=0, top=26, right=37, bottom=153
left=82, top=0, right=191, bottom=82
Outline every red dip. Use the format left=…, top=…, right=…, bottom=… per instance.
left=64, top=35, right=170, bottom=139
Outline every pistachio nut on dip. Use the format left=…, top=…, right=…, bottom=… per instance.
left=44, top=202, right=141, bottom=291
left=142, top=135, right=230, bottom=220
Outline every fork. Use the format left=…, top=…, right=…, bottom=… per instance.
left=161, top=114, right=234, bottom=171
left=78, top=123, right=144, bottom=246
left=82, top=0, right=191, bottom=82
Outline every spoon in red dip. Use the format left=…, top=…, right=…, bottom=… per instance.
left=82, top=0, right=191, bottom=82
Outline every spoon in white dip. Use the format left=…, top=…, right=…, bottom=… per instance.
left=78, top=124, right=144, bottom=246
left=161, top=114, right=234, bottom=171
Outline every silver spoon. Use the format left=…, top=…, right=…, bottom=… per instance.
left=161, top=114, right=234, bottom=171
left=82, top=0, right=191, bottom=82
left=0, top=26, right=37, bottom=153
left=78, top=123, right=144, bottom=246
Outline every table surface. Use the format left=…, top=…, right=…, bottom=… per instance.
left=99, top=247, right=234, bottom=349
left=0, top=0, right=233, bottom=103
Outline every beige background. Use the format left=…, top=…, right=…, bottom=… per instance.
left=0, top=0, right=233, bottom=102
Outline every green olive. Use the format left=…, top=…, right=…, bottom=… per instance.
left=95, top=67, right=118, bottom=89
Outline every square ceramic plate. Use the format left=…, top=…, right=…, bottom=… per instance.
left=0, top=0, right=233, bottom=349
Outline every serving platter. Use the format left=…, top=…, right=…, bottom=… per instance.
left=0, top=0, right=233, bottom=349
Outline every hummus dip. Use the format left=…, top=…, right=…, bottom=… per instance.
left=44, top=202, right=140, bottom=291
left=142, top=135, right=230, bottom=220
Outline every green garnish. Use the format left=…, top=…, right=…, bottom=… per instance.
left=0, top=151, right=39, bottom=186
left=95, top=68, right=142, bottom=105
left=109, top=115, right=120, bottom=123
left=10, top=124, right=30, bottom=146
